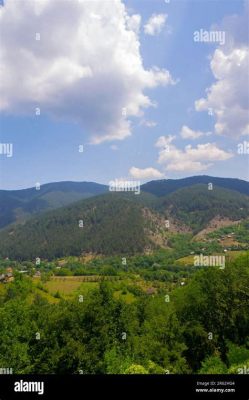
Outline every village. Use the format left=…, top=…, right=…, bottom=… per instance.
left=0, top=267, right=14, bottom=283
left=0, top=266, right=41, bottom=284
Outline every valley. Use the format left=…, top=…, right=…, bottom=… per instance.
left=0, top=176, right=248, bottom=375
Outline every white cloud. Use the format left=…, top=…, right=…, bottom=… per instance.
left=155, top=135, right=176, bottom=148
left=144, top=14, right=167, bottom=36
left=180, top=125, right=209, bottom=139
left=139, top=119, right=157, bottom=128
left=0, top=0, right=175, bottom=144
left=156, top=137, right=233, bottom=172
left=129, top=166, right=164, bottom=179
left=195, top=4, right=249, bottom=138
left=195, top=47, right=249, bottom=138
left=126, top=14, right=141, bottom=34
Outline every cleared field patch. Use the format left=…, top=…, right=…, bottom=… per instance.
left=29, top=285, right=60, bottom=304
left=35, top=287, right=60, bottom=304
left=176, top=250, right=248, bottom=266
left=76, top=281, right=99, bottom=296
left=44, top=277, right=83, bottom=296
left=43, top=276, right=103, bottom=299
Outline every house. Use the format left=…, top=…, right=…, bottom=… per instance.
left=5, top=273, right=14, bottom=282
left=0, top=272, right=14, bottom=283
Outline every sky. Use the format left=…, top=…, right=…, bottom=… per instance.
left=0, top=0, right=248, bottom=190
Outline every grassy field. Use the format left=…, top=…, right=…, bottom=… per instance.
left=176, top=250, right=248, bottom=266
left=42, top=276, right=99, bottom=299
left=31, top=274, right=166, bottom=303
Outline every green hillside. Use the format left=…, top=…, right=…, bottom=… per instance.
left=0, top=194, right=159, bottom=260
left=0, top=184, right=248, bottom=261
left=142, top=175, right=249, bottom=197
left=1, top=176, right=248, bottom=231
left=0, top=181, right=107, bottom=229
left=159, top=185, right=249, bottom=233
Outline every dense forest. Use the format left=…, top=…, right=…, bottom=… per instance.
left=159, top=185, right=249, bottom=233
left=0, top=195, right=154, bottom=260
left=0, top=178, right=248, bottom=376
left=1, top=176, right=248, bottom=231
left=0, top=253, right=248, bottom=374
left=1, top=184, right=249, bottom=261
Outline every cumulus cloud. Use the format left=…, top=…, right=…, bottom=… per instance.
left=139, top=119, right=157, bottom=128
left=195, top=5, right=249, bottom=138
left=129, top=166, right=164, bottom=179
left=195, top=47, right=249, bottom=137
left=155, top=135, right=176, bottom=148
left=0, top=0, right=175, bottom=143
left=180, top=125, right=210, bottom=139
left=126, top=14, right=141, bottom=34
left=156, top=136, right=233, bottom=172
left=144, top=14, right=167, bottom=36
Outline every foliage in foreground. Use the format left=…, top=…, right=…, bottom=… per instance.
left=0, top=254, right=248, bottom=374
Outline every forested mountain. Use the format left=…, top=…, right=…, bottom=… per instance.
left=0, top=183, right=249, bottom=260
left=142, top=175, right=249, bottom=197
left=0, top=194, right=162, bottom=260
left=159, top=184, right=249, bottom=233
left=0, top=181, right=107, bottom=229
left=0, top=176, right=248, bottom=231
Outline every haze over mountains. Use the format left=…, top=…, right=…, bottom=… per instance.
left=0, top=181, right=108, bottom=229
left=1, top=175, right=249, bottom=230
left=0, top=176, right=248, bottom=260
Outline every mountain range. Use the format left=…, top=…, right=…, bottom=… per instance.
left=0, top=176, right=248, bottom=260
left=1, top=175, right=249, bottom=229
left=0, top=181, right=107, bottom=229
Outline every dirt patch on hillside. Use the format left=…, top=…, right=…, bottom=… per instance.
left=194, top=216, right=241, bottom=240
left=142, top=208, right=191, bottom=247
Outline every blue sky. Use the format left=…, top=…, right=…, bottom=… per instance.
left=0, top=0, right=248, bottom=189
